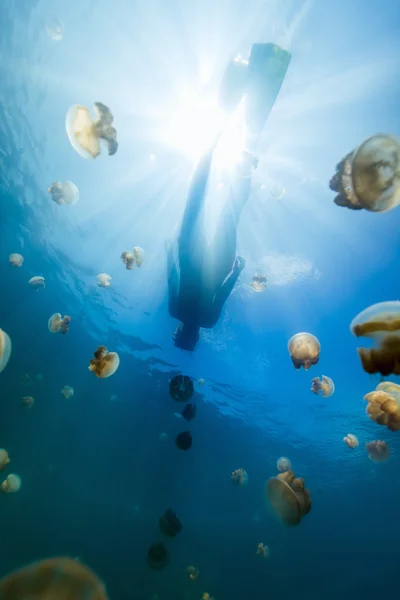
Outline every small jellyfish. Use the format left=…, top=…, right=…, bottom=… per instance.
left=133, top=246, right=145, bottom=267
left=48, top=313, right=71, bottom=334
left=350, top=301, right=400, bottom=376
left=198, top=378, right=205, bottom=386
left=364, top=382, right=400, bottom=431
left=61, top=386, right=74, bottom=399
left=0, top=328, right=12, bottom=373
left=265, top=469, right=311, bottom=526
left=66, top=102, right=118, bottom=159
left=120, top=251, right=135, bottom=270
left=311, top=375, right=335, bottom=397
left=9, top=253, right=23, bottom=267
left=29, top=276, right=45, bottom=289
left=1, top=473, right=21, bottom=493
left=344, top=434, right=359, bottom=448
left=159, top=509, right=182, bottom=537
left=97, top=273, right=112, bottom=288
left=269, top=183, right=285, bottom=200
left=88, top=346, right=120, bottom=378
left=201, top=593, right=215, bottom=600
left=169, top=374, right=194, bottom=402
left=251, top=273, right=267, bottom=292
left=256, top=543, right=270, bottom=558
left=175, top=431, right=192, bottom=451
left=187, top=566, right=199, bottom=581
left=0, top=449, right=10, bottom=471
left=147, top=543, right=169, bottom=570
left=277, top=457, right=291, bottom=473
left=159, top=432, right=168, bottom=442
left=22, top=396, right=35, bottom=408
left=288, top=332, right=320, bottom=370
left=48, top=181, right=79, bottom=205
left=366, top=440, right=390, bottom=463
left=182, top=403, right=197, bottom=421
left=45, top=18, right=64, bottom=41
left=231, top=468, right=248, bottom=486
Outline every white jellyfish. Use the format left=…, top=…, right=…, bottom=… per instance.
left=48, top=181, right=79, bottom=205
left=29, top=276, right=45, bottom=289
left=1, top=473, right=21, bottom=493
left=0, top=329, right=12, bottom=374
left=0, top=449, right=10, bottom=470
left=48, top=313, right=71, bottom=334
left=45, top=18, right=64, bottom=41
left=61, top=386, right=74, bottom=399
left=120, top=247, right=145, bottom=270
left=344, top=434, right=359, bottom=448
left=96, top=273, right=112, bottom=288
left=133, top=247, right=144, bottom=267
left=9, top=253, right=24, bottom=267
left=198, top=378, right=205, bottom=386
left=277, top=456, right=291, bottom=472
left=66, top=102, right=118, bottom=159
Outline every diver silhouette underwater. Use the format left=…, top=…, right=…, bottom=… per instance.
left=166, top=43, right=291, bottom=351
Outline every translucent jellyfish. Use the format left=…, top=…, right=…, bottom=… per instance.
left=29, top=276, right=45, bottom=289
left=45, top=18, right=64, bottom=41
left=330, top=134, right=400, bottom=212
left=350, top=301, right=400, bottom=376
left=201, top=593, right=215, bottom=600
left=187, top=566, right=199, bottom=581
left=311, top=375, right=335, bottom=397
left=0, top=557, right=108, bottom=600
left=159, top=432, right=168, bottom=442
left=0, top=328, right=12, bottom=373
left=198, top=378, right=205, bottom=386
left=251, top=273, right=267, bottom=292
left=159, top=509, right=182, bottom=537
left=364, top=382, right=400, bottom=431
left=265, top=469, right=311, bottom=526
left=22, top=396, right=35, bottom=408
left=9, top=253, right=23, bottom=267
left=133, top=246, right=144, bottom=267
left=61, top=386, right=74, bottom=399
left=231, top=468, right=248, bottom=486
left=1, top=473, right=21, bottom=493
left=269, top=183, right=286, bottom=200
left=120, top=247, right=144, bottom=269
left=288, top=332, right=320, bottom=370
left=97, top=273, right=112, bottom=288
left=48, top=313, right=71, bottom=334
left=66, top=102, right=118, bottom=159
left=344, top=434, right=359, bottom=448
left=256, top=543, right=270, bottom=558
left=120, top=251, right=135, bottom=270
left=0, top=449, right=10, bottom=471
left=88, top=346, right=120, bottom=378
left=169, top=374, right=194, bottom=402
left=277, top=456, right=291, bottom=473
left=48, top=181, right=79, bottom=205
left=366, top=440, right=390, bottom=463
left=147, top=543, right=169, bottom=570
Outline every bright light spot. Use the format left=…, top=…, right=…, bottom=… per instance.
left=198, top=63, right=213, bottom=85
left=149, top=153, right=156, bottom=161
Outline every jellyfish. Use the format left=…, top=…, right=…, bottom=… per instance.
left=66, top=102, right=118, bottom=159
left=133, top=246, right=145, bottom=267
left=0, top=328, right=12, bottom=373
left=88, top=346, right=120, bottom=378
left=187, top=565, right=199, bottom=581
left=182, top=403, right=197, bottom=421
left=9, top=253, right=23, bottom=267
left=330, top=134, right=400, bottom=213
left=201, top=593, right=215, bottom=600
left=169, top=375, right=194, bottom=402
left=22, top=396, right=35, bottom=408
left=366, top=440, right=390, bottom=463
left=0, top=557, right=108, bottom=600
left=120, top=251, right=135, bottom=270
left=350, top=301, right=400, bottom=376
left=277, top=456, right=291, bottom=473
left=343, top=434, right=359, bottom=448
left=175, top=431, right=192, bottom=451
left=120, top=247, right=145, bottom=269
left=159, top=432, right=168, bottom=442
left=45, top=18, right=64, bottom=41
left=61, top=386, right=74, bottom=399
left=1, top=473, right=21, bottom=493
left=147, top=543, right=169, bottom=570
left=364, top=382, right=400, bottom=431
left=231, top=468, right=248, bottom=486
left=311, top=375, right=335, bottom=397
left=256, top=543, right=270, bottom=558
left=269, top=183, right=286, bottom=200
left=159, top=509, right=183, bottom=537
left=251, top=273, right=267, bottom=292
left=198, top=378, right=205, bottom=386
left=265, top=469, right=311, bottom=526
left=29, top=276, right=45, bottom=289
left=48, top=181, right=79, bottom=205
left=0, top=449, right=10, bottom=471
left=288, top=332, right=320, bottom=370
left=97, top=273, right=112, bottom=288
left=48, top=313, right=71, bottom=334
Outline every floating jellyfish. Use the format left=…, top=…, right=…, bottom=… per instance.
left=29, top=276, right=45, bottom=289
left=169, top=375, right=194, bottom=402
left=277, top=456, right=291, bottom=473
left=159, top=432, right=168, bottom=442
left=45, top=18, right=64, bottom=41
left=187, top=566, right=199, bottom=581
left=364, top=382, right=400, bottom=431
left=251, top=273, right=267, bottom=292
left=66, top=102, right=118, bottom=159
left=0, top=449, right=10, bottom=471
left=120, top=247, right=145, bottom=269
left=201, top=593, right=215, bottom=600
left=147, top=543, right=169, bottom=570
left=256, top=543, right=270, bottom=558
left=88, top=346, right=120, bottom=378
left=198, top=378, right=205, bottom=386
left=159, top=509, right=182, bottom=537
left=182, top=403, right=196, bottom=421
left=61, top=386, right=74, bottom=399
left=48, top=181, right=79, bottom=205
left=9, top=253, right=23, bottom=267
left=231, top=468, right=248, bottom=486
left=288, top=332, right=320, bottom=370
left=265, top=469, right=311, bottom=526
left=344, top=434, right=359, bottom=448
left=48, top=313, right=71, bottom=334
left=22, top=396, right=34, bottom=408
left=269, top=183, right=286, bottom=200
left=0, top=557, right=108, bottom=600
left=175, top=431, right=192, bottom=451
left=0, top=329, right=12, bottom=373
left=97, top=273, right=112, bottom=288
left=311, top=375, right=335, bottom=397
left=330, top=134, right=400, bottom=213
left=1, top=473, right=21, bottom=493
left=350, top=301, right=400, bottom=375
left=120, top=251, right=135, bottom=270
left=366, top=440, right=390, bottom=463
left=133, top=246, right=144, bottom=267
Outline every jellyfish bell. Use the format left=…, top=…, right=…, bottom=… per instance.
left=288, top=332, right=320, bottom=370
left=133, top=246, right=145, bottom=267
left=169, top=374, right=194, bottom=402
left=311, top=375, right=335, bottom=397
left=22, top=396, right=35, bottom=408
left=250, top=273, right=267, bottom=292
left=231, top=468, right=248, bottom=486
left=62, top=385, right=74, bottom=399
left=62, top=181, right=79, bottom=205
left=45, top=18, right=64, bottom=41
left=48, top=313, right=62, bottom=333
left=0, top=329, right=12, bottom=373
left=29, top=276, right=45, bottom=289
left=0, top=449, right=10, bottom=470
left=9, top=253, right=24, bottom=267
left=1, top=473, right=21, bottom=493
left=182, top=403, right=197, bottom=421
left=364, top=383, right=400, bottom=431
left=97, top=273, right=112, bottom=288
left=66, top=102, right=118, bottom=160
left=344, top=433, right=359, bottom=448
left=198, top=378, right=205, bottom=386
left=256, top=543, right=270, bottom=558
left=89, top=346, right=120, bottom=378
left=276, top=456, right=291, bottom=472
left=366, top=440, right=390, bottom=463
left=265, top=469, right=311, bottom=526
left=187, top=565, right=199, bottom=581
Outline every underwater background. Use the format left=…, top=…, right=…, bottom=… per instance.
left=1, top=0, right=400, bottom=598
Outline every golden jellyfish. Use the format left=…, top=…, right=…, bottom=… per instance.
left=366, top=440, right=390, bottom=463
left=29, top=276, right=45, bottom=289
left=9, top=253, right=23, bottom=267
left=251, top=273, right=267, bottom=292
left=231, top=468, right=248, bottom=486
left=96, top=273, right=112, bottom=288
left=364, top=382, right=400, bottom=431
left=0, top=328, right=12, bottom=373
left=350, top=301, right=400, bottom=376
left=120, top=251, right=135, bottom=270
left=1, top=473, right=21, bottom=493
left=256, top=542, right=270, bottom=558
left=22, top=396, right=35, bottom=408
left=344, top=434, right=359, bottom=448
left=120, top=247, right=145, bottom=269
left=330, top=134, right=400, bottom=213
left=288, top=332, right=320, bottom=370
left=187, top=565, right=200, bottom=581
left=45, top=18, right=64, bottom=41
left=48, top=181, right=79, bottom=205
left=48, top=313, right=71, bottom=334
left=89, top=345, right=120, bottom=378
left=0, top=557, right=108, bottom=600
left=66, top=102, right=118, bottom=159
left=61, top=386, right=74, bottom=399
left=201, top=594, right=215, bottom=600
left=0, top=449, right=10, bottom=471
left=277, top=456, right=291, bottom=472
left=265, top=469, right=311, bottom=526
left=311, top=375, right=335, bottom=397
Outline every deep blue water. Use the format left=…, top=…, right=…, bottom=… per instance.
left=1, top=0, right=400, bottom=599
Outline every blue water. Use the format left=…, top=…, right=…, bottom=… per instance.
left=1, top=0, right=400, bottom=598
